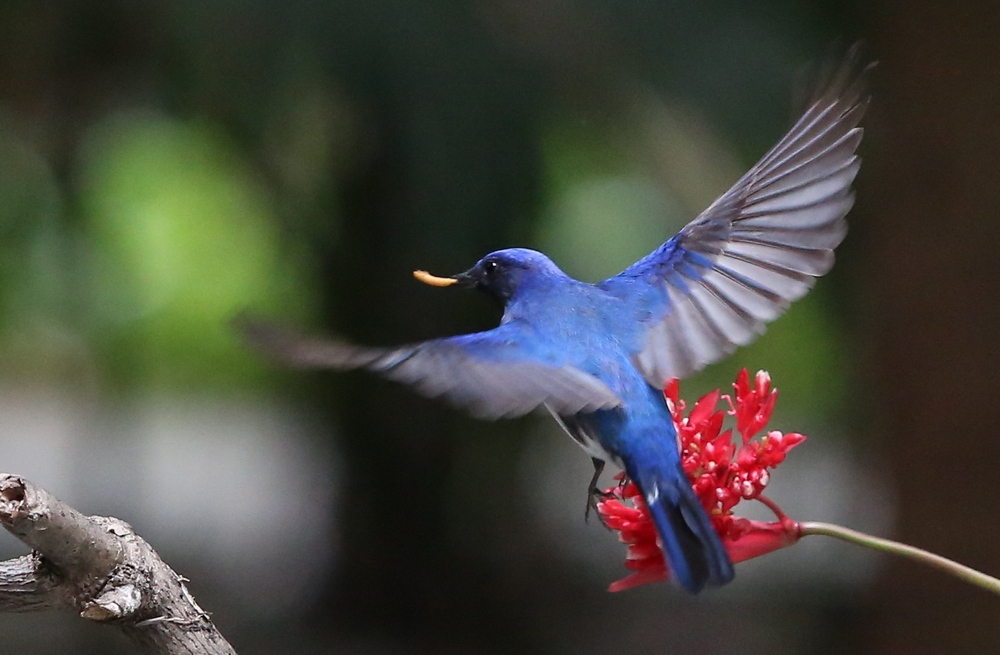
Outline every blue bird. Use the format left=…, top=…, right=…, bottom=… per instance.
left=238, top=56, right=869, bottom=593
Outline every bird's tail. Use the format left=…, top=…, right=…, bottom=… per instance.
left=625, top=458, right=735, bottom=593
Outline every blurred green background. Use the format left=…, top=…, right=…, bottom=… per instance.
left=2, top=2, right=998, bottom=654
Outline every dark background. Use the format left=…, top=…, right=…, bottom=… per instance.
left=1, top=1, right=998, bottom=654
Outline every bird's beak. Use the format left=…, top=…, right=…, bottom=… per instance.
left=413, top=269, right=477, bottom=289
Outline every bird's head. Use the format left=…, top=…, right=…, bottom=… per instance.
left=414, top=248, right=566, bottom=305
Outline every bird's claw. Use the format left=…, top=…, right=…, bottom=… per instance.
left=585, top=486, right=615, bottom=529
left=584, top=457, right=615, bottom=528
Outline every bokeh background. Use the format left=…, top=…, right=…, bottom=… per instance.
left=1, top=2, right=998, bottom=654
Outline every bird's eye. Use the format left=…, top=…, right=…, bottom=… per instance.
left=484, top=260, right=499, bottom=276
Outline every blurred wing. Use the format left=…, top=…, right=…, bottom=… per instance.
left=236, top=317, right=623, bottom=419
left=610, top=51, right=871, bottom=386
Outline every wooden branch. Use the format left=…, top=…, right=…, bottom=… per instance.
left=0, top=473, right=237, bottom=655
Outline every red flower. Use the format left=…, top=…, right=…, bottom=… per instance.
left=598, top=369, right=805, bottom=591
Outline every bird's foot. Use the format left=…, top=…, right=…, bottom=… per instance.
left=584, top=470, right=632, bottom=528
left=586, top=486, right=615, bottom=529
left=584, top=457, right=613, bottom=527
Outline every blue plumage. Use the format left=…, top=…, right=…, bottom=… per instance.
left=238, top=55, right=870, bottom=593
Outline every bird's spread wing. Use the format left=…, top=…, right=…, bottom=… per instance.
left=236, top=317, right=623, bottom=419
left=609, top=51, right=871, bottom=386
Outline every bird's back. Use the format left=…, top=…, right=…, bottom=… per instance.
left=502, top=276, right=649, bottom=385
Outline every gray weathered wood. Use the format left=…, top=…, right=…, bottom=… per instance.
left=0, top=474, right=237, bottom=655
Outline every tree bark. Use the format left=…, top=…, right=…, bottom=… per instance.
left=862, top=4, right=1000, bottom=653
left=0, top=474, right=237, bottom=655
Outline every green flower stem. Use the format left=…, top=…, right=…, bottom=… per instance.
left=799, top=521, right=1000, bottom=596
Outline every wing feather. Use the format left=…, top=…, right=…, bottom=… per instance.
left=608, top=49, right=872, bottom=384
left=236, top=317, right=623, bottom=419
